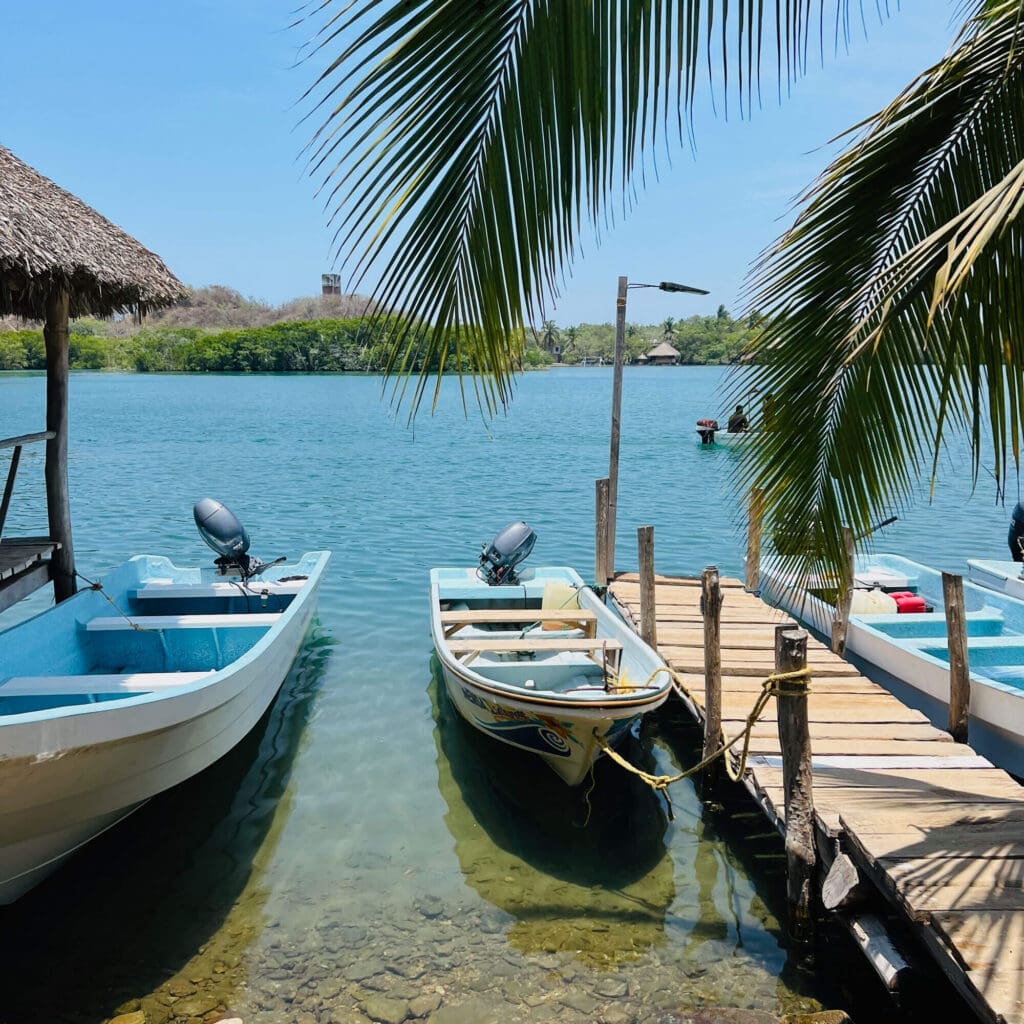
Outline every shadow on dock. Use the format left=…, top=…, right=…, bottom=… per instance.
left=0, top=624, right=335, bottom=1024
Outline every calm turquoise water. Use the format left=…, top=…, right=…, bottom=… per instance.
left=0, top=368, right=998, bottom=1024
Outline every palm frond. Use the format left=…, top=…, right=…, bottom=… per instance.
left=299, top=1, right=870, bottom=414
left=737, top=0, right=1024, bottom=586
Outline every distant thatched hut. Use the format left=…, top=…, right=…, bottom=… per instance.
left=643, top=340, right=680, bottom=366
left=0, top=145, right=184, bottom=605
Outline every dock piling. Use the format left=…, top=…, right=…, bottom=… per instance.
left=830, top=525, right=855, bottom=655
left=637, top=526, right=657, bottom=648
left=745, top=487, right=764, bottom=592
left=701, top=565, right=723, bottom=796
left=775, top=625, right=816, bottom=950
left=595, top=478, right=611, bottom=584
left=942, top=571, right=971, bottom=744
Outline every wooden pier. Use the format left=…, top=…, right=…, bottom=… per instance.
left=609, top=571, right=1024, bottom=1024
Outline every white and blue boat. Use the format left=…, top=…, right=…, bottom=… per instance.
left=761, top=552, right=1024, bottom=777
left=0, top=499, right=329, bottom=904
left=430, top=523, right=672, bottom=786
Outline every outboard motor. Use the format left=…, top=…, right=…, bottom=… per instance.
left=479, top=521, right=537, bottom=586
left=696, top=419, right=719, bottom=445
left=194, top=497, right=284, bottom=580
left=1009, top=502, right=1024, bottom=562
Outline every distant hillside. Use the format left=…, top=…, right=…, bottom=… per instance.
left=0, top=285, right=378, bottom=335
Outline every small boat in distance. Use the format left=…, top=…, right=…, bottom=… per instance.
left=760, top=552, right=1024, bottom=777
left=695, top=419, right=755, bottom=447
left=0, top=499, right=330, bottom=904
left=430, top=522, right=672, bottom=786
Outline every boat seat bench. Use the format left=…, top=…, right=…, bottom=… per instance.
left=0, top=671, right=215, bottom=695
left=447, top=636, right=622, bottom=670
left=131, top=581, right=305, bottom=600
left=84, top=613, right=281, bottom=631
left=440, top=609, right=597, bottom=638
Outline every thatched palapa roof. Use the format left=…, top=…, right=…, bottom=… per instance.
left=645, top=341, right=680, bottom=359
left=0, top=145, right=185, bottom=319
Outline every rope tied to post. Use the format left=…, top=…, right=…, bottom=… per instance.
left=73, top=569, right=151, bottom=631
left=596, top=663, right=812, bottom=792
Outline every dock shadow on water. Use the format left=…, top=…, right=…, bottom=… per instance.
left=0, top=623, right=335, bottom=1024
left=430, top=657, right=675, bottom=964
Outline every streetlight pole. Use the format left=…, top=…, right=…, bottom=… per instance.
left=604, top=277, right=709, bottom=583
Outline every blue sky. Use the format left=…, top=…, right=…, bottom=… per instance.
left=2, top=2, right=962, bottom=325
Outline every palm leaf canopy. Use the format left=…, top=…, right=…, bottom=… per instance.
left=301, top=0, right=864, bottom=413
left=302, top=0, right=1020, bottom=582
left=739, top=0, right=1024, bottom=583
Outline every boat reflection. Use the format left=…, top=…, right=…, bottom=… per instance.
left=430, top=658, right=676, bottom=963
left=0, top=624, right=335, bottom=1023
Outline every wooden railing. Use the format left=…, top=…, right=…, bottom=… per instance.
left=0, top=431, right=54, bottom=538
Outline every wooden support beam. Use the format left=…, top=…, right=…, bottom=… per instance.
left=943, top=571, right=970, bottom=744
left=595, top=477, right=610, bottom=584
left=0, top=444, right=22, bottom=538
left=831, top=525, right=855, bottom=655
left=745, top=487, right=764, bottom=592
left=701, top=565, right=723, bottom=796
left=638, top=525, right=657, bottom=648
left=775, top=625, right=816, bottom=950
left=44, top=289, right=76, bottom=603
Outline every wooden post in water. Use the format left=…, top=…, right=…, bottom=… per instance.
left=606, top=276, right=628, bottom=582
left=595, top=478, right=611, bottom=584
left=745, top=487, right=764, bottom=592
left=942, top=571, right=970, bottom=744
left=44, top=290, right=76, bottom=603
left=701, top=566, right=723, bottom=795
left=775, top=625, right=816, bottom=950
left=831, top=526, right=856, bottom=655
left=638, top=526, right=657, bottom=648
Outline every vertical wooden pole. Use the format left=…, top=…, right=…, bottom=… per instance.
left=745, top=487, right=764, bottom=592
left=0, top=444, right=22, bottom=538
left=638, top=526, right=657, bottom=648
left=831, top=525, right=856, bottom=655
left=701, top=566, right=723, bottom=795
left=942, top=572, right=970, bottom=744
left=775, top=625, right=815, bottom=950
left=44, top=290, right=76, bottom=603
left=607, top=275, right=628, bottom=581
left=595, top=478, right=611, bottom=584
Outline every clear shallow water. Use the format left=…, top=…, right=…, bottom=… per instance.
left=0, top=367, right=1003, bottom=1024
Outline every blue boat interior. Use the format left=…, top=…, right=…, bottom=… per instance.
left=826, top=554, right=1024, bottom=692
left=0, top=554, right=311, bottom=715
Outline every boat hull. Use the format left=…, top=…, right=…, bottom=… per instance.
left=430, top=566, right=671, bottom=786
left=436, top=657, right=642, bottom=786
left=761, top=554, right=1024, bottom=777
left=0, top=551, right=329, bottom=903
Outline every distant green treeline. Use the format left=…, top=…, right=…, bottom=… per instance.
left=0, top=318, right=526, bottom=374
left=0, top=309, right=756, bottom=373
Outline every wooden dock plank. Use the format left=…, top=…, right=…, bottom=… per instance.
left=609, top=572, right=1024, bottom=1024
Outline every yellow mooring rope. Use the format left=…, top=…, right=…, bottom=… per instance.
left=595, top=665, right=812, bottom=792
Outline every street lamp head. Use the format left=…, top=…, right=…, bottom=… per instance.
left=657, top=281, right=709, bottom=294
left=628, top=280, right=709, bottom=295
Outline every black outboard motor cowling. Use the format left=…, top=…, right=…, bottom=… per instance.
left=193, top=497, right=286, bottom=579
left=480, top=521, right=537, bottom=586
left=1009, top=502, right=1024, bottom=562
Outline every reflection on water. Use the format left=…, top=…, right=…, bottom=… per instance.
left=0, top=624, right=334, bottom=1023
left=431, top=658, right=675, bottom=963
